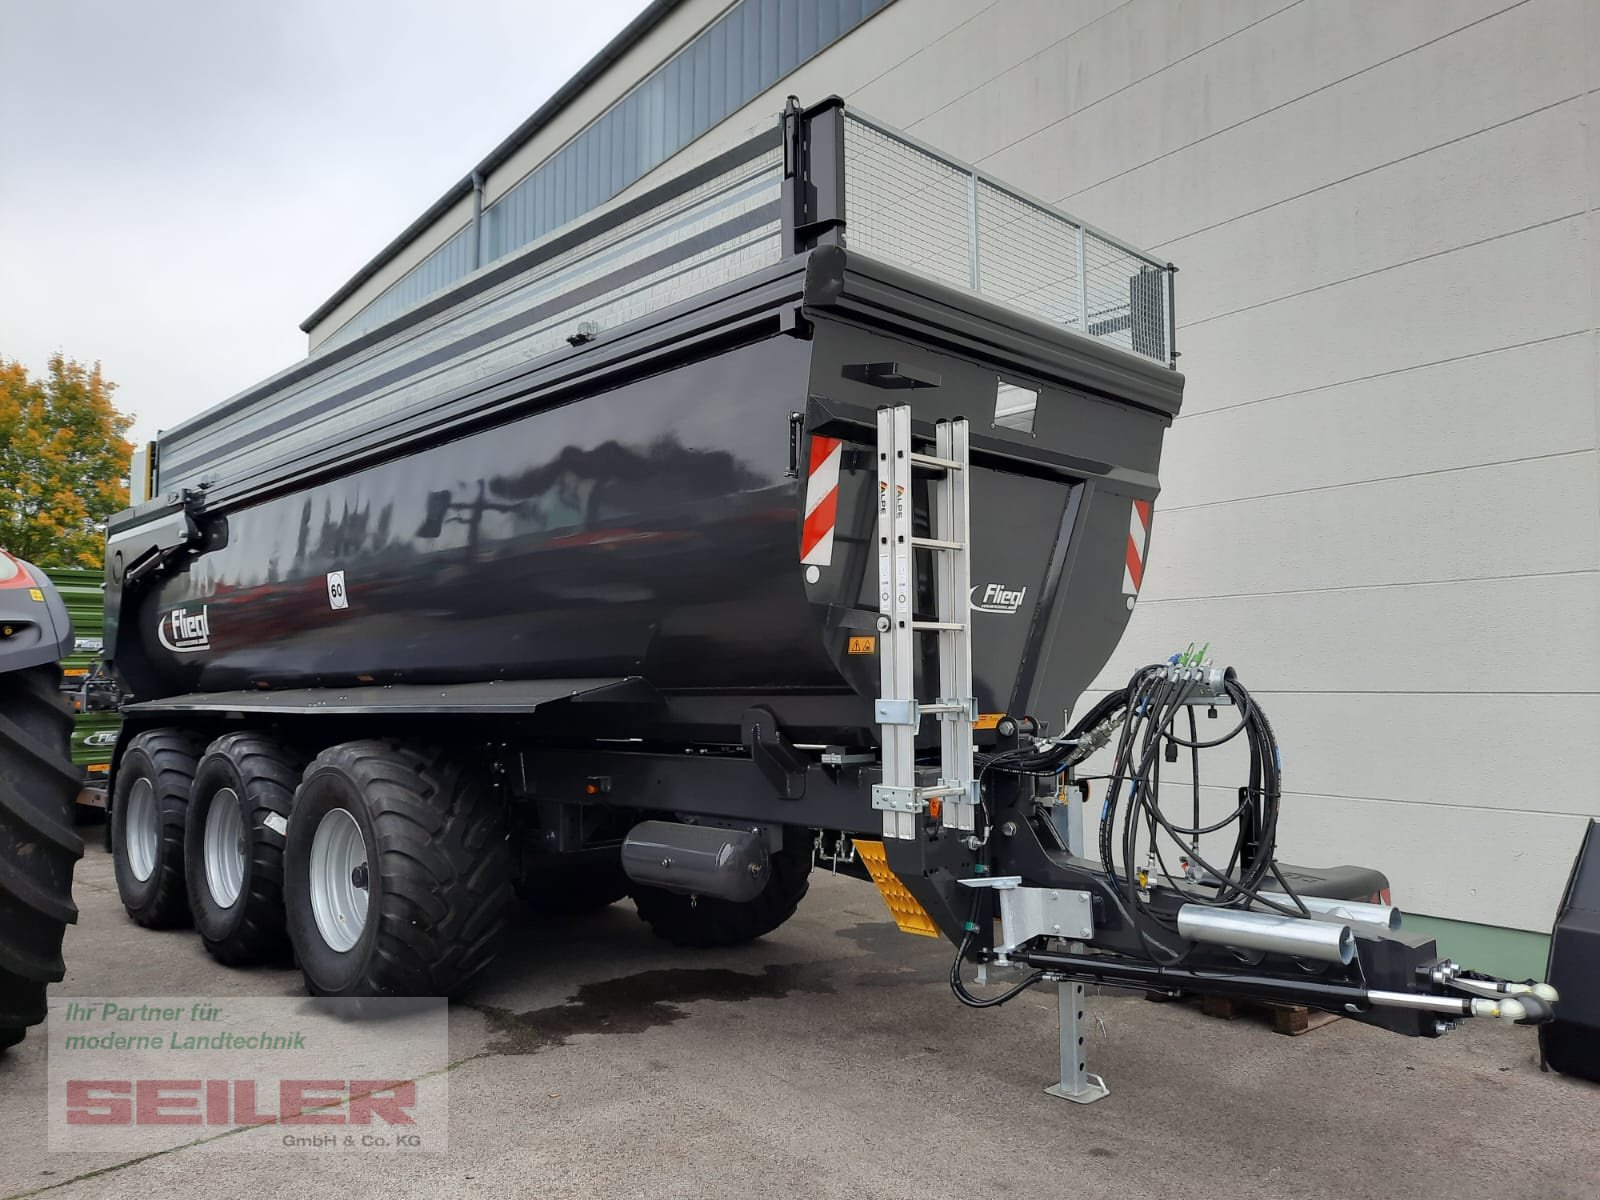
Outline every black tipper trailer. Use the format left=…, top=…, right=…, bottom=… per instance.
left=99, top=99, right=1554, bottom=1096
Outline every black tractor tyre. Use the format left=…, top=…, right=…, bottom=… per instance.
left=516, top=860, right=630, bottom=915
left=629, top=828, right=814, bottom=948
left=112, top=728, right=205, bottom=929
left=184, top=734, right=305, bottom=966
left=283, top=740, right=514, bottom=998
left=0, top=665, right=84, bottom=1050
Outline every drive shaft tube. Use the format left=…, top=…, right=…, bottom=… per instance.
left=1274, top=894, right=1402, bottom=930
left=1176, top=903, right=1355, bottom=965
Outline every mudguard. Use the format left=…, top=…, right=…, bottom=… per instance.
left=0, top=552, right=73, bottom=672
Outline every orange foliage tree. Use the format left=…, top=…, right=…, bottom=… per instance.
left=0, top=353, right=134, bottom=568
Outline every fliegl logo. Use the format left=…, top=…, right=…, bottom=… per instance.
left=157, top=605, right=212, bottom=654
left=971, top=582, right=1028, bottom=615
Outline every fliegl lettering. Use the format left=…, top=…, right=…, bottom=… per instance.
left=156, top=605, right=211, bottom=654
left=970, top=582, right=1027, bottom=615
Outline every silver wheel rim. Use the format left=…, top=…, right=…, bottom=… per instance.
left=125, top=777, right=159, bottom=882
left=308, top=808, right=368, bottom=953
left=203, top=788, right=246, bottom=908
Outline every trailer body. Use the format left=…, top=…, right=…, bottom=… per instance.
left=111, top=255, right=1172, bottom=751
left=100, top=101, right=1552, bottom=1079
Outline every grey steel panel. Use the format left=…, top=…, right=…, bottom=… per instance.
left=123, top=677, right=659, bottom=717
left=157, top=146, right=786, bottom=497
left=163, top=132, right=785, bottom=450
left=176, top=262, right=804, bottom=516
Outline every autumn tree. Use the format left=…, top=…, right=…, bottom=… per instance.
left=0, top=353, right=134, bottom=568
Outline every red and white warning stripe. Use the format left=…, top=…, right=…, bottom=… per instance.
left=800, top=435, right=843, bottom=566
left=1123, top=498, right=1152, bottom=595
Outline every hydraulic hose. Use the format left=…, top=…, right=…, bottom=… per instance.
left=949, top=892, right=1047, bottom=1008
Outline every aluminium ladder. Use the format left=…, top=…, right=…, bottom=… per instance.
left=872, top=405, right=978, bottom=840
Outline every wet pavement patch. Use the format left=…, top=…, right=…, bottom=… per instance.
left=475, top=963, right=833, bottom=1056
left=835, top=920, right=908, bottom=955
left=836, top=921, right=950, bottom=989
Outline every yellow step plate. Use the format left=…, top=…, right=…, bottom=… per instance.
left=853, top=839, right=941, bottom=938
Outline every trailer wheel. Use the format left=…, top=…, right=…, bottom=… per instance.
left=283, top=741, right=513, bottom=997
left=0, top=666, right=83, bottom=1050
left=629, top=828, right=813, bottom=948
left=516, top=860, right=630, bottom=915
left=184, top=734, right=304, bottom=965
left=112, top=728, right=204, bottom=929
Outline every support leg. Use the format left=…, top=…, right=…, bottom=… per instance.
left=1044, top=978, right=1109, bottom=1105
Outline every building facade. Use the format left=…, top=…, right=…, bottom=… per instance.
left=304, top=0, right=1599, bottom=976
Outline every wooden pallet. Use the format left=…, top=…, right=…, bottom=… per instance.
left=1197, top=994, right=1342, bottom=1037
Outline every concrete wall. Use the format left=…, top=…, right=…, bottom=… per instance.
left=638, top=0, right=1599, bottom=937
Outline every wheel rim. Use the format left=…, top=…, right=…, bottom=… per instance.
left=203, top=788, right=246, bottom=908
left=125, top=777, right=159, bottom=882
left=308, top=808, right=369, bottom=953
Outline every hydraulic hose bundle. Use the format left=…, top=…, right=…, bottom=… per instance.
left=954, top=656, right=1308, bottom=1006
left=950, top=656, right=1563, bottom=1043
left=1090, top=659, right=1307, bottom=963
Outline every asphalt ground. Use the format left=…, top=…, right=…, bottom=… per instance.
left=2, top=841, right=1596, bottom=1200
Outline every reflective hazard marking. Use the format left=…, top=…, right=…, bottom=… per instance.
left=1123, top=499, right=1152, bottom=595
left=800, top=435, right=843, bottom=566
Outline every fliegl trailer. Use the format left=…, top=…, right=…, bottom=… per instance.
left=43, top=565, right=121, bottom=806
left=100, top=99, right=1553, bottom=1098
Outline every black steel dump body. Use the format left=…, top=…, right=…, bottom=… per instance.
left=99, top=101, right=1547, bottom=1058
left=104, top=99, right=1180, bottom=750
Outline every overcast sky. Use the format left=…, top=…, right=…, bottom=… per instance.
left=0, top=0, right=650, bottom=444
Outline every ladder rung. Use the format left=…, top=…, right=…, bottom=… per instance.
left=876, top=406, right=975, bottom=842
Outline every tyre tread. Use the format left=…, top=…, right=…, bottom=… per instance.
left=186, top=733, right=304, bottom=966
left=0, top=666, right=83, bottom=1041
left=289, top=740, right=513, bottom=997
left=113, top=727, right=205, bottom=929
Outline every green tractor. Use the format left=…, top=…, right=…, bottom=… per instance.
left=0, top=550, right=83, bottom=1051
left=44, top=566, right=121, bottom=808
